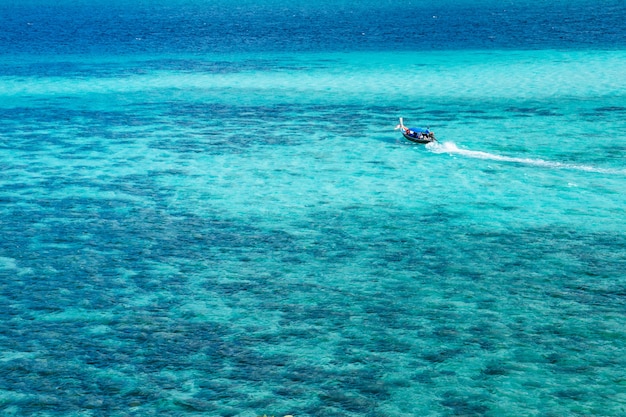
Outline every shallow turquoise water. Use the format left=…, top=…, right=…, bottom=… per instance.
left=1, top=46, right=625, bottom=417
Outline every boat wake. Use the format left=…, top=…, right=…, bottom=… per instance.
left=426, top=141, right=625, bottom=175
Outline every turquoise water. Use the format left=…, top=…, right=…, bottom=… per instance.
left=2, top=2, right=626, bottom=416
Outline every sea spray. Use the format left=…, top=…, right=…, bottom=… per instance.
left=426, top=141, right=626, bottom=175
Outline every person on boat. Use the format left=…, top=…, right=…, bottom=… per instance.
left=405, top=128, right=424, bottom=139
left=411, top=128, right=428, bottom=139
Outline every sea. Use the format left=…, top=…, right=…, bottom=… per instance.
left=1, top=1, right=625, bottom=416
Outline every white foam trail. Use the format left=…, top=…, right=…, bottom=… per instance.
left=426, top=141, right=625, bottom=175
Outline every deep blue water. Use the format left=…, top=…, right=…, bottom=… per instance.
left=2, top=0, right=626, bottom=55
left=1, top=1, right=626, bottom=416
